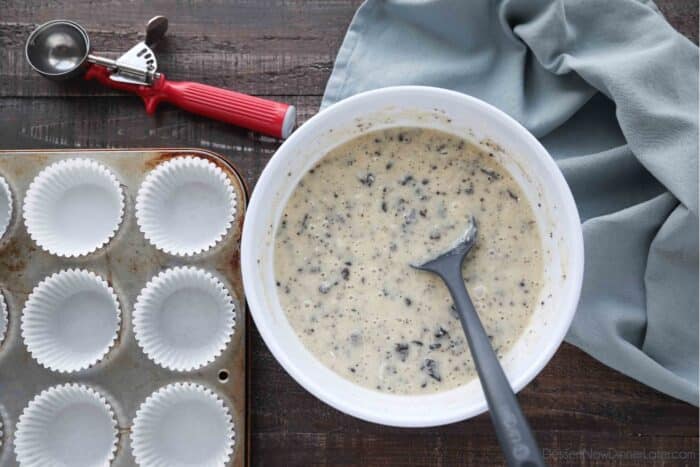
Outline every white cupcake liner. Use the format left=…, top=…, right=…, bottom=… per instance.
left=134, top=266, right=236, bottom=372
left=135, top=156, right=237, bottom=256
left=131, top=382, right=235, bottom=467
left=14, top=383, right=118, bottom=467
left=21, top=269, right=121, bottom=373
left=0, top=291, right=7, bottom=346
left=0, top=174, right=13, bottom=240
left=23, top=158, right=125, bottom=257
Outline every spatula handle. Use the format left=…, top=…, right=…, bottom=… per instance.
left=440, top=269, right=545, bottom=467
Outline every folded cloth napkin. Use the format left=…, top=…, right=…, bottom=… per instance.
left=322, top=0, right=699, bottom=405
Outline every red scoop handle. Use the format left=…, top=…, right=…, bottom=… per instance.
left=84, top=64, right=296, bottom=139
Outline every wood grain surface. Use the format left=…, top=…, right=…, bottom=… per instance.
left=0, top=1, right=697, bottom=466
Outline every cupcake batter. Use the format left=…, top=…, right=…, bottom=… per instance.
left=274, top=127, right=544, bottom=394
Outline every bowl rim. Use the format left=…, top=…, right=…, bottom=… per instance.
left=242, top=85, right=584, bottom=427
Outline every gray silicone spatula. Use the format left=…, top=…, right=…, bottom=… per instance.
left=411, top=216, right=545, bottom=467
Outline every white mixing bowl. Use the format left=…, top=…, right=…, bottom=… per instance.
left=242, top=86, right=583, bottom=427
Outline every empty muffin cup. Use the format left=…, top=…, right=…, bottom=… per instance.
left=131, top=382, right=235, bottom=467
left=22, top=269, right=121, bottom=373
left=23, top=158, right=124, bottom=257
left=135, top=156, right=237, bottom=256
left=0, top=175, right=12, bottom=240
left=14, top=383, right=118, bottom=467
left=0, top=291, right=7, bottom=346
left=134, top=266, right=236, bottom=371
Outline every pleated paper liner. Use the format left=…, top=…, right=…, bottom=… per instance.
left=131, top=382, right=235, bottom=467
left=0, top=291, right=7, bottom=347
left=136, top=156, right=237, bottom=256
left=0, top=174, right=12, bottom=241
left=134, top=266, right=236, bottom=372
left=21, top=269, right=121, bottom=373
left=23, top=158, right=125, bottom=257
left=14, top=383, right=118, bottom=467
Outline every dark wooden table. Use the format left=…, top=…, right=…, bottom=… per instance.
left=1, top=1, right=697, bottom=465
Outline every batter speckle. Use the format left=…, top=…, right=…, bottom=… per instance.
left=274, top=127, right=543, bottom=394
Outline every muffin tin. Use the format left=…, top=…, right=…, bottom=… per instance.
left=0, top=149, right=247, bottom=467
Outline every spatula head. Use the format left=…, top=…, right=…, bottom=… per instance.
left=411, top=216, right=478, bottom=274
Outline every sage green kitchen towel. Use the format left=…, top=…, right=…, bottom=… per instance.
left=321, top=0, right=699, bottom=405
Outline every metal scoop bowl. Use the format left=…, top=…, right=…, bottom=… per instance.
left=412, top=216, right=545, bottom=467
left=25, top=20, right=91, bottom=80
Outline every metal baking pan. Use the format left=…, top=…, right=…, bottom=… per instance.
left=0, top=149, right=247, bottom=467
